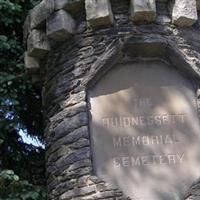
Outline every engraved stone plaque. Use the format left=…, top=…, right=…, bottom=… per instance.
left=89, top=61, right=200, bottom=200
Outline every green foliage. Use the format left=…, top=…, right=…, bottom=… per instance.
left=0, top=0, right=43, bottom=139
left=0, top=0, right=44, bottom=148
left=0, top=170, right=46, bottom=200
left=0, top=0, right=46, bottom=199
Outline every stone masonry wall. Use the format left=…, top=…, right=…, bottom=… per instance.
left=24, top=0, right=200, bottom=199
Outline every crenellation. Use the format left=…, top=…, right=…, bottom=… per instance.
left=130, top=0, right=157, bottom=24
left=27, top=29, right=50, bottom=58
left=24, top=52, right=40, bottom=72
left=47, top=10, right=76, bottom=41
left=85, top=0, right=114, bottom=28
left=171, top=0, right=198, bottom=27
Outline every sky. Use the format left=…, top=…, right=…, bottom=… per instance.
left=19, top=129, right=45, bottom=148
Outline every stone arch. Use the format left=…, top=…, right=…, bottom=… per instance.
left=84, top=35, right=200, bottom=91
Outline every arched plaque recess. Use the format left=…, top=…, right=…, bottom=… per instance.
left=84, top=34, right=200, bottom=200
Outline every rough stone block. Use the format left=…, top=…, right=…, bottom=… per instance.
left=197, top=0, right=200, bottom=10
left=30, top=0, right=54, bottom=29
left=85, top=0, right=114, bottom=28
left=172, top=0, right=198, bottom=27
left=55, top=0, right=84, bottom=12
left=23, top=14, right=31, bottom=45
left=123, top=35, right=167, bottom=58
left=27, top=30, right=50, bottom=58
left=47, top=10, right=76, bottom=41
left=24, top=52, right=40, bottom=73
left=130, top=0, right=156, bottom=23
left=60, top=185, right=96, bottom=200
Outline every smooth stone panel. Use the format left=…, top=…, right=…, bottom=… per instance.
left=130, top=0, right=156, bottom=23
left=89, top=61, right=200, bottom=200
left=85, top=0, right=114, bottom=28
left=47, top=10, right=76, bottom=41
left=27, top=30, right=50, bottom=58
left=172, top=0, right=197, bottom=27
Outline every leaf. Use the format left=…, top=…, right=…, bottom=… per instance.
left=13, top=175, right=19, bottom=181
left=21, top=191, right=40, bottom=200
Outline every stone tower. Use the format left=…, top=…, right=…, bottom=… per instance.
left=24, top=0, right=200, bottom=199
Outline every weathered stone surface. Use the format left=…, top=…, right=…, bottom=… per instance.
left=53, top=112, right=88, bottom=140
left=23, top=14, right=31, bottom=44
left=60, top=185, right=96, bottom=200
left=70, top=138, right=90, bottom=149
left=56, top=147, right=90, bottom=168
left=30, top=0, right=54, bottom=29
left=47, top=10, right=76, bottom=41
left=24, top=52, right=40, bottom=73
left=27, top=29, right=50, bottom=58
left=61, top=166, right=92, bottom=182
left=85, top=0, right=114, bottom=28
left=50, top=102, right=87, bottom=126
left=68, top=159, right=92, bottom=172
left=172, top=0, right=198, bottom=27
left=123, top=35, right=167, bottom=58
left=46, top=126, right=89, bottom=158
left=130, top=0, right=156, bottom=23
left=197, top=0, right=200, bottom=10
left=55, top=0, right=84, bottom=12
left=22, top=1, right=200, bottom=200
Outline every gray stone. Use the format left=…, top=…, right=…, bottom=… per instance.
left=60, top=185, right=96, bottom=200
left=23, top=14, right=31, bottom=44
left=83, top=190, right=123, bottom=199
left=70, top=138, right=90, bottom=149
left=85, top=0, right=114, bottom=28
left=172, top=0, right=198, bottom=27
left=53, top=180, right=77, bottom=196
left=61, top=166, right=92, bottom=181
left=47, top=10, right=76, bottom=41
left=130, top=0, right=156, bottom=23
left=60, top=91, right=86, bottom=109
left=50, top=101, right=87, bottom=125
left=55, top=0, right=84, bottom=12
left=23, top=1, right=200, bottom=200
left=30, top=0, right=54, bottom=29
left=56, top=147, right=90, bottom=168
left=197, top=0, right=200, bottom=10
left=49, top=126, right=89, bottom=155
left=54, top=112, right=88, bottom=140
left=68, top=159, right=92, bottom=171
left=27, top=29, right=50, bottom=58
left=24, top=52, right=40, bottom=73
left=123, top=35, right=167, bottom=58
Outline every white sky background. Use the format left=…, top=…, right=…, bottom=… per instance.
left=19, top=129, right=45, bottom=148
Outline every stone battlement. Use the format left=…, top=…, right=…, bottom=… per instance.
left=24, top=0, right=200, bottom=74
